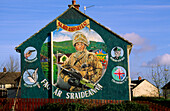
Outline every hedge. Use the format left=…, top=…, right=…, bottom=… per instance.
left=132, top=97, right=170, bottom=108
left=36, top=101, right=150, bottom=111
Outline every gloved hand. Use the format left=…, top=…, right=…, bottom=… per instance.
left=68, top=78, right=81, bottom=87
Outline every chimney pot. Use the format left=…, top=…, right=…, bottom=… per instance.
left=72, top=0, right=76, bottom=5
left=138, top=76, right=142, bottom=81
left=3, top=67, right=6, bottom=72
left=68, top=0, right=80, bottom=10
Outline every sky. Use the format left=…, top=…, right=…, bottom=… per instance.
left=1, top=0, right=170, bottom=81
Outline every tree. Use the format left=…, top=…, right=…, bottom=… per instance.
left=0, top=63, right=3, bottom=71
left=5, top=56, right=19, bottom=72
left=62, top=56, right=67, bottom=62
left=151, top=64, right=170, bottom=98
left=162, top=66, right=169, bottom=99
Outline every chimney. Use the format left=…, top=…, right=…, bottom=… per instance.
left=72, top=0, right=76, bottom=5
left=138, top=76, right=142, bottom=81
left=3, top=67, right=6, bottom=72
left=68, top=0, right=80, bottom=10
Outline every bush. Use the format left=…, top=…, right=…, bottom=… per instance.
left=91, top=101, right=150, bottom=111
left=36, top=101, right=150, bottom=111
left=36, top=103, right=61, bottom=111
left=63, top=103, right=88, bottom=111
left=132, top=97, right=170, bottom=108
left=36, top=103, right=88, bottom=111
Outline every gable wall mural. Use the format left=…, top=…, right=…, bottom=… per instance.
left=16, top=7, right=132, bottom=100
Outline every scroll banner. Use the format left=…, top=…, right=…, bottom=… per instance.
left=56, top=19, right=90, bottom=32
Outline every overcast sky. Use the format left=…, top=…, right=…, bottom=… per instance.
left=1, top=0, right=170, bottom=80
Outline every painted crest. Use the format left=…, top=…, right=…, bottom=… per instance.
left=24, top=47, right=37, bottom=62
left=110, top=46, right=125, bottom=62
left=23, top=68, right=40, bottom=88
left=112, top=66, right=127, bottom=84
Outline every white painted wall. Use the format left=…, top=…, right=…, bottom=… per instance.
left=133, top=80, right=159, bottom=97
left=5, top=84, right=12, bottom=88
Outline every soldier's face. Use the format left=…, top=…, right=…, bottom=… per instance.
left=115, top=51, right=121, bottom=58
left=75, top=42, right=85, bottom=51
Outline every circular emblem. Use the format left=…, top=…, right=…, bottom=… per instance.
left=24, top=47, right=37, bottom=62
left=110, top=46, right=125, bottom=62
left=23, top=69, right=38, bottom=85
left=112, top=66, right=127, bottom=84
left=23, top=68, right=40, bottom=88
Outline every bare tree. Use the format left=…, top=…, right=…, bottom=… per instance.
left=5, top=56, right=19, bottom=72
left=0, top=63, right=3, bottom=71
left=151, top=64, right=170, bottom=98
left=162, top=66, right=170, bottom=99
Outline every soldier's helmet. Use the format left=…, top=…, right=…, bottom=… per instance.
left=73, top=32, right=89, bottom=46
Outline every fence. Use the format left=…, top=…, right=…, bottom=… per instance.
left=0, top=98, right=169, bottom=111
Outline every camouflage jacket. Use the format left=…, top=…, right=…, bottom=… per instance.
left=60, top=49, right=103, bottom=91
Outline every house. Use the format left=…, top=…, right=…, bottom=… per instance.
left=162, top=81, right=170, bottom=99
left=0, top=67, right=21, bottom=98
left=54, top=53, right=71, bottom=64
left=131, top=76, right=159, bottom=97
left=15, top=0, right=133, bottom=100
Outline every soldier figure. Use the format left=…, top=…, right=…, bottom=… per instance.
left=113, top=47, right=122, bottom=60
left=60, top=32, right=103, bottom=92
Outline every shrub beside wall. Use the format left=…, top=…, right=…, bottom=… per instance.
left=132, top=97, right=170, bottom=108
left=36, top=101, right=150, bottom=111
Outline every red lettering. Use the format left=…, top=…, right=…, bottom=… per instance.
left=58, top=22, right=62, bottom=27
left=76, top=26, right=80, bottom=30
left=57, top=20, right=88, bottom=32
left=83, top=21, right=87, bottom=26
left=81, top=24, right=84, bottom=28
left=68, top=27, right=71, bottom=31
left=63, top=24, right=67, bottom=30
left=73, top=27, right=76, bottom=31
left=70, top=27, right=75, bottom=32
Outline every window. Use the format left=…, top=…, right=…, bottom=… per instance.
left=2, top=85, right=5, bottom=88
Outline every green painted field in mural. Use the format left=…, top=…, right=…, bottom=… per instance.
left=41, top=40, right=107, bottom=57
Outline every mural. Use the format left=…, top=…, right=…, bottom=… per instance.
left=40, top=22, right=108, bottom=98
left=16, top=7, right=132, bottom=100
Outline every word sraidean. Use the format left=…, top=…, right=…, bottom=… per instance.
left=66, top=84, right=103, bottom=99
left=56, top=19, right=90, bottom=32
left=41, top=79, right=103, bottom=99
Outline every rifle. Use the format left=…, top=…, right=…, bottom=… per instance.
left=61, top=67, right=95, bottom=89
left=28, top=50, right=36, bottom=54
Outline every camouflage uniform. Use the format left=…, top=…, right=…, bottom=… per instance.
left=60, top=32, right=103, bottom=92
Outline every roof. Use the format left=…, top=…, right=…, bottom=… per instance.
left=131, top=79, right=158, bottom=90
left=0, top=72, right=21, bottom=84
left=131, top=79, right=145, bottom=89
left=162, top=81, right=170, bottom=89
left=15, top=6, right=133, bottom=52
left=131, top=79, right=145, bottom=85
